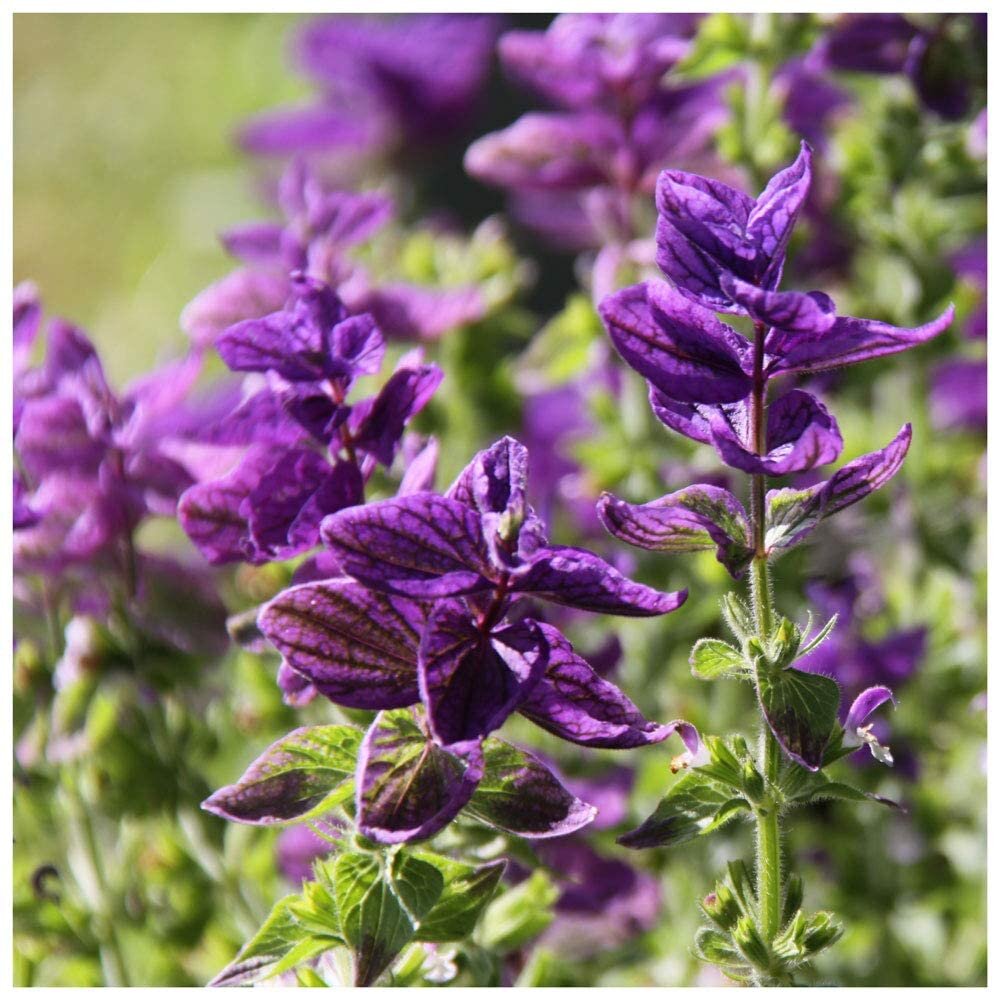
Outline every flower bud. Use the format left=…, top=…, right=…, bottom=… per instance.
left=732, top=916, right=770, bottom=970
left=701, top=884, right=741, bottom=930
left=801, top=911, right=843, bottom=954
left=768, top=616, right=801, bottom=667
left=741, top=759, right=766, bottom=804
left=782, top=875, right=804, bottom=925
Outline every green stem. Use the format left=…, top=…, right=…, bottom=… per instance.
left=64, top=778, right=131, bottom=986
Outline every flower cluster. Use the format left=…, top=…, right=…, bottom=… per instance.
left=467, top=14, right=729, bottom=268
left=596, top=141, right=953, bottom=764
left=241, top=14, right=501, bottom=175
left=178, top=274, right=441, bottom=564
left=227, top=436, right=696, bottom=843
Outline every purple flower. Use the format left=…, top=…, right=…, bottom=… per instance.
left=276, top=823, right=336, bottom=885
left=930, top=358, right=986, bottom=433
left=178, top=276, right=442, bottom=564
left=241, top=15, right=500, bottom=167
left=843, top=686, right=897, bottom=766
left=260, top=437, right=694, bottom=770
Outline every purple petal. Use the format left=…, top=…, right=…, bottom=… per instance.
left=446, top=435, right=529, bottom=517
left=930, top=358, right=986, bottom=432
left=356, top=711, right=484, bottom=844
left=517, top=544, right=687, bottom=617
left=419, top=603, right=550, bottom=745
left=720, top=276, right=836, bottom=334
left=597, top=484, right=753, bottom=578
left=221, top=222, right=286, bottom=266
left=600, top=281, right=751, bottom=403
left=466, top=739, right=596, bottom=838
left=844, top=686, right=896, bottom=732
left=767, top=305, right=954, bottom=377
left=348, top=363, right=443, bottom=465
left=521, top=622, right=696, bottom=748
left=239, top=103, right=388, bottom=157
left=320, top=493, right=493, bottom=597
left=819, top=14, right=916, bottom=73
left=397, top=436, right=439, bottom=495
left=180, top=268, right=291, bottom=348
left=277, top=662, right=319, bottom=708
left=647, top=386, right=723, bottom=443
left=710, top=389, right=843, bottom=476
left=465, top=112, right=620, bottom=190
left=352, top=282, right=486, bottom=341
left=177, top=446, right=275, bottom=564
left=304, top=188, right=393, bottom=249
left=259, top=578, right=426, bottom=709
left=248, top=451, right=363, bottom=559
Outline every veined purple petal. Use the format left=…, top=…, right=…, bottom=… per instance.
left=720, top=276, right=836, bottom=334
left=320, top=493, right=493, bottom=597
left=517, top=544, right=687, bottom=616
left=597, top=484, right=753, bottom=578
left=418, top=603, right=550, bottom=745
left=647, top=386, right=724, bottom=443
left=745, top=141, right=813, bottom=290
left=277, top=662, right=319, bottom=708
left=521, top=622, right=696, bottom=748
left=446, top=435, right=529, bottom=517
left=599, top=281, right=751, bottom=403
left=259, top=578, right=426, bottom=709
left=767, top=305, right=954, bottom=377
left=348, top=363, right=443, bottom=465
left=356, top=711, right=484, bottom=844
left=710, top=389, right=842, bottom=476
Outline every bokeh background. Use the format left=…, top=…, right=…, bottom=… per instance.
left=13, top=12, right=987, bottom=987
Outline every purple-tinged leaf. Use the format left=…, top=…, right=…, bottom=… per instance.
left=765, top=424, right=912, bottom=553
left=720, top=276, right=836, bottom=334
left=517, top=544, right=687, bottom=616
left=320, top=493, right=493, bottom=597
left=647, top=386, right=723, bottom=443
left=598, top=484, right=753, bottom=578
left=465, top=738, right=596, bottom=837
left=521, top=622, right=699, bottom=748
left=599, top=281, right=752, bottom=403
left=757, top=663, right=841, bottom=772
left=418, top=603, right=550, bottom=745
left=177, top=446, right=275, bottom=564
left=356, top=711, right=484, bottom=844
left=277, top=661, right=319, bottom=708
left=710, top=389, right=842, bottom=476
left=259, top=578, right=426, bottom=710
left=446, top=434, right=529, bottom=516
left=766, top=305, right=954, bottom=376
left=202, top=725, right=363, bottom=825
left=348, top=363, right=443, bottom=465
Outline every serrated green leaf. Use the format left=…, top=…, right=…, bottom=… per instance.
left=414, top=855, right=507, bottom=943
left=618, top=773, right=746, bottom=849
left=756, top=664, right=840, bottom=772
left=202, top=725, right=362, bottom=825
left=333, top=849, right=443, bottom=986
left=691, top=639, right=748, bottom=680
left=210, top=895, right=321, bottom=987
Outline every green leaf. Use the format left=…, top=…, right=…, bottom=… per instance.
left=617, top=773, right=747, bottom=849
left=690, top=639, right=749, bottom=680
left=210, top=895, right=325, bottom=987
left=414, top=854, right=507, bottom=942
left=795, top=613, right=838, bottom=660
left=792, top=778, right=903, bottom=811
left=695, top=926, right=746, bottom=968
left=756, top=663, right=840, bottom=772
left=333, top=850, right=443, bottom=986
left=672, top=13, right=751, bottom=80
left=475, top=871, right=558, bottom=953
left=202, top=725, right=362, bottom=825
